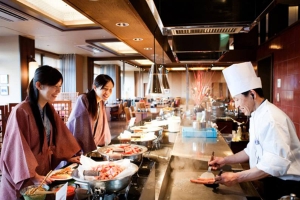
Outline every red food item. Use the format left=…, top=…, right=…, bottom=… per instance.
left=103, top=145, right=142, bottom=155
left=52, top=185, right=75, bottom=200
left=92, top=163, right=125, bottom=180
left=190, top=177, right=215, bottom=184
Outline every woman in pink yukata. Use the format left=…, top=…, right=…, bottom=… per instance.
left=0, top=65, right=81, bottom=199
left=67, top=74, right=114, bottom=154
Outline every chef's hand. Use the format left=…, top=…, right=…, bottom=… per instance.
left=31, top=173, right=53, bottom=185
left=67, top=156, right=81, bottom=164
left=208, top=156, right=225, bottom=170
left=214, top=172, right=239, bottom=186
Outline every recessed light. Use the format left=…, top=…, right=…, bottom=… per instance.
left=116, top=22, right=129, bottom=27
left=144, top=47, right=152, bottom=50
left=133, top=38, right=143, bottom=41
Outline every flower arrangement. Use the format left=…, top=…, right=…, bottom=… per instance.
left=191, top=70, right=215, bottom=107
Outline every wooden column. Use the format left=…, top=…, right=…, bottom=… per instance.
left=87, top=57, right=94, bottom=89
left=19, top=36, right=35, bottom=100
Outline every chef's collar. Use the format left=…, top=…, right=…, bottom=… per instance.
left=251, top=98, right=267, bottom=117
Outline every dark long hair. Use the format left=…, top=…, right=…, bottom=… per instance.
left=86, top=74, right=114, bottom=119
left=27, top=65, right=63, bottom=152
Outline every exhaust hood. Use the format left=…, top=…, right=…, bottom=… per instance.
left=168, top=27, right=243, bottom=36
left=172, top=34, right=229, bottom=52
left=171, top=34, right=229, bottom=62
left=151, top=0, right=274, bottom=64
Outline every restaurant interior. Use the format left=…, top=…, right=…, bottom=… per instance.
left=1, top=0, right=300, bottom=199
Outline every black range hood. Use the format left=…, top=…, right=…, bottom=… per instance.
left=151, top=0, right=274, bottom=64
left=172, top=34, right=229, bottom=52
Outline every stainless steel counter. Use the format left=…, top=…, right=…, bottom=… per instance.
left=147, top=128, right=261, bottom=200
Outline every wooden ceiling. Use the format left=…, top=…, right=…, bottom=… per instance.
left=64, top=0, right=173, bottom=67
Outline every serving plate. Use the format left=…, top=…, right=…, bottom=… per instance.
left=50, top=163, right=78, bottom=181
left=130, top=126, right=163, bottom=132
left=50, top=169, right=73, bottom=181
left=98, top=144, right=148, bottom=156
left=118, top=134, right=157, bottom=142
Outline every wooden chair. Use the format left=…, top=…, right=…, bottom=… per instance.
left=130, top=106, right=135, bottom=117
left=52, top=100, right=72, bottom=124
left=110, top=103, right=124, bottom=120
left=122, top=101, right=128, bottom=118
left=135, top=102, right=145, bottom=110
left=4, top=103, right=18, bottom=117
left=0, top=105, right=6, bottom=154
left=124, top=107, right=131, bottom=125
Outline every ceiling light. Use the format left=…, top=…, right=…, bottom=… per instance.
left=116, top=22, right=129, bottom=27
left=190, top=67, right=207, bottom=70
left=101, top=42, right=137, bottom=54
left=166, top=67, right=186, bottom=71
left=28, top=55, right=39, bottom=81
left=17, top=0, right=95, bottom=26
left=133, top=38, right=143, bottom=41
left=134, top=59, right=153, bottom=65
left=144, top=47, right=152, bottom=50
left=211, top=67, right=225, bottom=70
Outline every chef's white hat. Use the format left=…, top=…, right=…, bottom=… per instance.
left=222, top=62, right=262, bottom=97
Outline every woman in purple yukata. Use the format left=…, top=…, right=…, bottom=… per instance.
left=0, top=65, right=81, bottom=199
left=67, top=74, right=114, bottom=154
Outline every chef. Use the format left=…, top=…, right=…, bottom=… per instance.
left=210, top=62, right=300, bottom=199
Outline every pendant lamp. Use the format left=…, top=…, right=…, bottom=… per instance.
left=146, top=63, right=163, bottom=95
left=160, top=65, right=170, bottom=89
left=146, top=26, right=163, bottom=95
left=28, top=55, right=39, bottom=81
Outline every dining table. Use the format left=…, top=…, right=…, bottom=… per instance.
left=132, top=108, right=161, bottom=122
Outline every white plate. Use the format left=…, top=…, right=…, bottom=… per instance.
left=118, top=134, right=157, bottom=142
left=130, top=126, right=163, bottom=132
left=148, top=120, right=169, bottom=126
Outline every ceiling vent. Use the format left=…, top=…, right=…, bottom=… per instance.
left=168, top=27, right=243, bottom=36
left=0, top=3, right=30, bottom=22
left=76, top=45, right=103, bottom=54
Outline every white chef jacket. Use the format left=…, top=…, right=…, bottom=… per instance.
left=244, top=100, right=300, bottom=181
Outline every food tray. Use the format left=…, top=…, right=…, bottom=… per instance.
left=182, top=127, right=217, bottom=138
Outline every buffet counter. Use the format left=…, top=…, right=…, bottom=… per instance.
left=148, top=126, right=261, bottom=200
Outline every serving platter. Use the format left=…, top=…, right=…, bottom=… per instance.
left=98, top=144, right=148, bottom=156
left=118, top=134, right=157, bottom=142
left=130, top=126, right=163, bottom=132
left=50, top=169, right=73, bottom=181
left=50, top=163, right=78, bottom=181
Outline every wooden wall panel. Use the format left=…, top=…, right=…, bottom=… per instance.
left=19, top=36, right=35, bottom=100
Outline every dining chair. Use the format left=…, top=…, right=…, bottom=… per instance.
left=52, top=100, right=72, bottom=124
left=4, top=103, right=18, bottom=117
left=122, top=101, right=128, bottom=118
left=135, top=102, right=145, bottom=110
left=130, top=106, right=135, bottom=117
left=124, top=107, right=131, bottom=125
left=110, top=103, right=124, bottom=120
